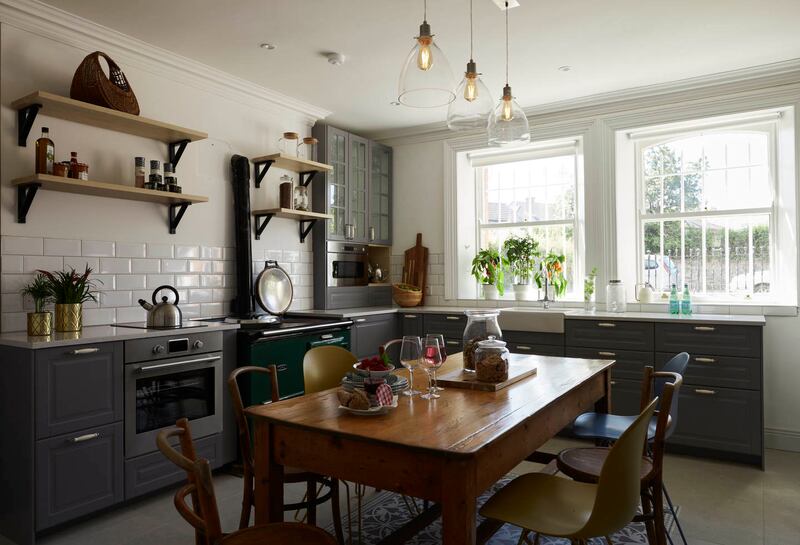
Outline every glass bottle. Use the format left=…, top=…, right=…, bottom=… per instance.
left=134, top=157, right=146, bottom=188
left=35, top=127, right=55, bottom=175
left=462, top=310, right=502, bottom=372
left=681, top=284, right=692, bottom=315
left=669, top=284, right=680, bottom=315
left=148, top=160, right=162, bottom=191
left=69, top=152, right=79, bottom=179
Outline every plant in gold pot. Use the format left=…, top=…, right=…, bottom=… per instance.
left=20, top=274, right=52, bottom=336
left=38, top=267, right=99, bottom=332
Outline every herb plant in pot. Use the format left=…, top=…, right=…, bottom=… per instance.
left=503, top=234, right=541, bottom=301
left=38, top=267, right=99, bottom=332
left=20, top=274, right=52, bottom=336
left=535, top=252, right=567, bottom=302
left=471, top=247, right=508, bottom=300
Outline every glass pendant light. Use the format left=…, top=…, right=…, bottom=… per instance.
left=447, top=0, right=493, bottom=130
left=398, top=0, right=456, bottom=108
left=487, top=1, right=530, bottom=146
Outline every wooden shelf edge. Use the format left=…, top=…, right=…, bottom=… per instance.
left=251, top=208, right=333, bottom=220
left=251, top=152, right=333, bottom=172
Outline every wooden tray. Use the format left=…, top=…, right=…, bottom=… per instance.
left=436, top=353, right=538, bottom=392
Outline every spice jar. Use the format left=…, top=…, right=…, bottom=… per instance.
left=293, top=184, right=309, bottom=211
left=278, top=132, right=299, bottom=156
left=134, top=157, right=146, bottom=188
left=75, top=163, right=89, bottom=181
left=279, top=174, right=293, bottom=209
left=474, top=336, right=510, bottom=383
left=297, top=136, right=318, bottom=161
left=462, top=309, right=502, bottom=372
left=53, top=163, right=68, bottom=177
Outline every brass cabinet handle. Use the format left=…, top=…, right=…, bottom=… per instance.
left=597, top=322, right=616, bottom=328
left=369, top=226, right=375, bottom=241
left=69, top=432, right=100, bottom=443
left=445, top=341, right=460, bottom=346
left=610, top=380, right=617, bottom=386
left=354, top=318, right=367, bottom=323
left=69, top=347, right=100, bottom=355
left=445, top=316, right=461, bottom=321
left=694, top=326, right=715, bottom=332
left=404, top=314, right=418, bottom=319
left=598, top=351, right=616, bottom=357
left=694, top=388, right=717, bottom=395
left=695, top=357, right=716, bottom=363
left=516, top=345, right=532, bottom=350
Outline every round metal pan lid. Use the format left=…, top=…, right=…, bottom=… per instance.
left=254, top=261, right=293, bottom=315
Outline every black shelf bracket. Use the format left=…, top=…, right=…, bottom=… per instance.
left=299, top=170, right=319, bottom=187
left=299, top=219, right=318, bottom=243
left=17, top=183, right=41, bottom=223
left=17, top=104, right=42, bottom=146
left=254, top=213, right=275, bottom=240
left=253, top=160, right=275, bottom=189
left=169, top=202, right=191, bottom=234
left=169, top=139, right=191, bottom=168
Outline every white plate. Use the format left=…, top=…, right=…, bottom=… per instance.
left=338, top=395, right=398, bottom=416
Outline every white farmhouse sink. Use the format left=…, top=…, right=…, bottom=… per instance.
left=498, top=307, right=566, bottom=334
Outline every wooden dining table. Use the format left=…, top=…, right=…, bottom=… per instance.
left=246, top=352, right=614, bottom=545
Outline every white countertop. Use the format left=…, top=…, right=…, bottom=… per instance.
left=0, top=321, right=240, bottom=350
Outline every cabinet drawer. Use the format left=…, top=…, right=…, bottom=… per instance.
left=352, top=314, right=398, bottom=358
left=36, top=342, right=123, bottom=439
left=511, top=343, right=564, bottom=357
left=656, top=352, right=761, bottom=390
left=327, top=287, right=370, bottom=309
left=400, top=313, right=424, bottom=337
left=442, top=338, right=463, bottom=354
left=655, top=323, right=762, bottom=358
left=36, top=422, right=123, bottom=530
left=567, top=347, right=653, bottom=381
left=125, top=434, right=222, bottom=499
left=608, top=378, right=643, bottom=416
left=669, top=386, right=762, bottom=456
left=565, top=320, right=654, bottom=351
left=504, top=330, right=564, bottom=347
left=424, top=313, right=467, bottom=337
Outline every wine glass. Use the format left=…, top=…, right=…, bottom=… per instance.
left=425, top=334, right=446, bottom=392
left=399, top=335, right=422, bottom=397
left=420, top=337, right=443, bottom=400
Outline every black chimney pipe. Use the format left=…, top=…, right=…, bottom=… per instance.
left=230, top=155, right=254, bottom=318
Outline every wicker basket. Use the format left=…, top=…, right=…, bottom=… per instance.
left=393, top=284, right=423, bottom=307
left=70, top=51, right=140, bottom=115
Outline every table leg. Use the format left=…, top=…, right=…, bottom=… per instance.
left=254, top=420, right=284, bottom=525
left=441, top=460, right=477, bottom=545
left=594, top=368, right=612, bottom=414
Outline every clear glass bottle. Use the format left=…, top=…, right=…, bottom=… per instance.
left=605, top=280, right=626, bottom=313
left=462, top=310, right=502, bottom=372
left=69, top=151, right=79, bottom=179
left=680, top=284, right=692, bottom=315
left=134, top=157, right=146, bottom=188
left=669, top=284, right=680, bottom=315
left=35, top=127, right=55, bottom=175
left=474, top=336, right=510, bottom=383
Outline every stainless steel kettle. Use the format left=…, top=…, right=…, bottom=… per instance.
left=138, top=285, right=182, bottom=328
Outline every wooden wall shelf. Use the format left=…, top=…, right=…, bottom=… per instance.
left=250, top=153, right=333, bottom=188
left=12, top=174, right=208, bottom=233
left=251, top=207, right=333, bottom=242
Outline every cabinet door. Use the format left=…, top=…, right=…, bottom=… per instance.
left=326, top=126, right=349, bottom=240
left=510, top=343, right=564, bottom=357
left=369, top=142, right=392, bottom=245
left=655, top=323, right=762, bottom=359
left=36, top=342, right=123, bottom=439
left=608, top=379, right=643, bottom=416
left=400, top=313, right=424, bottom=337
left=36, top=422, right=123, bottom=530
left=565, top=319, right=654, bottom=351
left=348, top=134, right=369, bottom=242
left=353, top=314, right=398, bottom=358
left=567, top=347, right=653, bottom=382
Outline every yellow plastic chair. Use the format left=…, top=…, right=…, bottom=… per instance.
left=480, top=398, right=659, bottom=545
left=303, top=345, right=359, bottom=394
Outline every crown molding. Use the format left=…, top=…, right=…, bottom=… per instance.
left=0, top=0, right=332, bottom=124
left=371, top=57, right=800, bottom=146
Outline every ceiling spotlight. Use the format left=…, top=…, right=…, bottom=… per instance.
left=259, top=43, right=276, bottom=50
left=558, top=65, right=571, bottom=72
left=327, top=52, right=346, bottom=66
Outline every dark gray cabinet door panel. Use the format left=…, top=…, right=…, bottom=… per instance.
left=669, top=386, right=762, bottom=456
left=656, top=351, right=761, bottom=390
left=368, top=285, right=392, bottom=307
left=369, top=142, right=392, bottom=245
left=510, top=343, right=564, bottom=357
left=654, top=323, right=762, bottom=358
left=565, top=320, right=654, bottom=351
left=400, top=313, right=424, bottom=337
left=567, top=347, right=653, bottom=381
left=424, top=313, right=467, bottom=338
left=327, top=286, right=370, bottom=309
left=36, top=342, right=123, bottom=439
left=442, top=338, right=464, bottom=354
left=504, top=330, right=564, bottom=347
left=36, top=422, right=123, bottom=530
left=352, top=314, right=398, bottom=358
left=608, top=378, right=643, bottom=416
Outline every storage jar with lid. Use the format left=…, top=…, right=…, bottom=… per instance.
left=293, top=184, right=309, bottom=211
left=606, top=279, right=627, bottom=313
left=462, top=309, right=502, bottom=372
left=474, top=336, right=510, bottom=383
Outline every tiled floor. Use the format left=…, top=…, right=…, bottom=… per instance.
left=18, top=441, right=800, bottom=545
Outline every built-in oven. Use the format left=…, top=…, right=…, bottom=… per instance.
left=327, top=240, right=369, bottom=287
left=123, top=332, right=223, bottom=458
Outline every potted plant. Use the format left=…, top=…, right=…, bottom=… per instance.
left=535, top=252, right=567, bottom=303
left=20, top=274, right=52, bottom=336
left=38, top=266, right=100, bottom=332
left=471, top=246, right=508, bottom=299
left=503, top=234, right=541, bottom=301
left=584, top=266, right=598, bottom=311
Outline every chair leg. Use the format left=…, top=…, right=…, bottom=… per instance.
left=533, top=532, right=541, bottom=545
left=605, top=536, right=614, bottom=544
left=663, top=484, right=688, bottom=545
left=306, top=478, right=318, bottom=525
left=652, top=480, right=667, bottom=545
left=641, top=490, right=657, bottom=545
left=239, top=469, right=253, bottom=529
left=330, top=479, right=345, bottom=545
left=516, top=529, right=529, bottom=545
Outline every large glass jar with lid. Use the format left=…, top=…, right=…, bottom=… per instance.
left=462, top=309, right=503, bottom=372
left=475, top=336, right=510, bottom=383
left=606, top=279, right=627, bottom=313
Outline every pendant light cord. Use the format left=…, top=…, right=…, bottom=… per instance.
left=505, top=1, right=509, bottom=85
left=469, top=0, right=474, bottom=60
left=424, top=0, right=427, bottom=22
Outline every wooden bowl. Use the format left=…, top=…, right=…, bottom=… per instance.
left=393, top=284, right=423, bottom=307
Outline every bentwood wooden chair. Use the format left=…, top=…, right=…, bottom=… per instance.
left=227, top=366, right=344, bottom=543
left=480, top=398, right=659, bottom=545
left=557, top=370, right=682, bottom=545
left=156, top=418, right=337, bottom=545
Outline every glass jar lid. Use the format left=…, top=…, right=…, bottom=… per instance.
left=465, top=309, right=500, bottom=318
left=477, top=335, right=506, bottom=349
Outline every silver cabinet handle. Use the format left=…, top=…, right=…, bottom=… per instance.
left=516, top=345, right=532, bottom=350
left=404, top=314, right=418, bottom=319
left=354, top=318, right=367, bottom=323
left=610, top=380, right=617, bottom=386
left=597, top=322, right=616, bottom=328
left=69, top=432, right=100, bottom=443
left=69, top=347, right=100, bottom=355
left=445, top=316, right=461, bottom=321
left=445, top=340, right=460, bottom=346
left=695, top=357, right=716, bottom=363
left=598, top=351, right=616, bottom=357
left=369, top=226, right=375, bottom=241
left=694, top=326, right=715, bottom=332
left=136, top=355, right=220, bottom=373
left=276, top=364, right=289, bottom=372
left=320, top=334, right=334, bottom=339
left=694, top=388, right=717, bottom=395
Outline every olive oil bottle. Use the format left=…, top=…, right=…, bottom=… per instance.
left=35, top=127, right=55, bottom=175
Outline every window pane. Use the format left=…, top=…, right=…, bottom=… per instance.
left=663, top=176, right=681, bottom=213
left=705, top=219, right=726, bottom=293
left=644, top=176, right=661, bottom=214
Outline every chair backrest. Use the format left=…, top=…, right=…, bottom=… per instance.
left=649, top=375, right=681, bottom=476
left=655, top=352, right=688, bottom=437
left=156, top=418, right=223, bottom=545
left=303, top=345, right=358, bottom=394
left=379, top=339, right=403, bottom=368
left=227, top=365, right=280, bottom=476
left=581, top=398, right=658, bottom=538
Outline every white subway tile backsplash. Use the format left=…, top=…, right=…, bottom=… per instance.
left=175, top=245, right=200, bottom=258
left=266, top=250, right=283, bottom=262
left=201, top=275, right=224, bottom=288
left=189, top=260, right=212, bottom=273
left=2, top=255, right=23, bottom=274
left=175, top=274, right=200, bottom=288
left=146, top=243, right=173, bottom=258
left=44, top=238, right=81, bottom=256
left=213, top=288, right=233, bottom=302
left=64, top=256, right=99, bottom=271
left=92, top=274, right=116, bottom=291
left=99, top=257, right=131, bottom=274
left=101, top=291, right=132, bottom=308
left=115, top=242, right=147, bottom=258
left=181, top=304, right=201, bottom=318
left=188, top=289, right=213, bottom=303
left=83, top=307, right=116, bottom=326
left=292, top=262, right=312, bottom=275
left=116, top=306, right=146, bottom=323
left=201, top=246, right=223, bottom=260
left=2, top=236, right=43, bottom=255
left=2, top=294, right=24, bottom=312
left=82, top=240, right=115, bottom=257
left=131, top=258, right=161, bottom=273
left=210, top=261, right=225, bottom=273
left=2, top=312, right=27, bottom=332
left=223, top=247, right=236, bottom=260
left=162, top=259, right=188, bottom=273
left=283, top=250, right=300, bottom=263
left=146, top=274, right=174, bottom=289
left=2, top=274, right=33, bottom=294
left=200, top=302, right=223, bottom=316
left=23, top=256, right=64, bottom=273
left=301, top=252, right=313, bottom=263
left=116, top=275, right=147, bottom=290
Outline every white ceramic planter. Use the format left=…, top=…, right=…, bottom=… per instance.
left=513, top=284, right=535, bottom=301
left=482, top=284, right=499, bottom=300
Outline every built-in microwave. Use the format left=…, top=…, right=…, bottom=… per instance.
left=327, top=241, right=369, bottom=287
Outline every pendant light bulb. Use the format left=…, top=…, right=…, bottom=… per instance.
left=501, top=85, right=514, bottom=120
left=416, top=25, right=434, bottom=70
left=463, top=62, right=479, bottom=102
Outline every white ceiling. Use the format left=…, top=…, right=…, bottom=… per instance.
left=43, top=0, right=800, bottom=135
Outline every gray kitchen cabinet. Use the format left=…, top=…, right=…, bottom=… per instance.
left=348, top=134, right=370, bottom=243
left=400, top=312, right=424, bottom=337
left=35, top=422, right=123, bottom=530
left=35, top=342, right=123, bottom=439
left=315, top=124, right=349, bottom=240
left=504, top=330, right=565, bottom=357
left=606, top=378, right=642, bottom=416
left=327, top=286, right=371, bottom=309
left=424, top=312, right=467, bottom=338
left=566, top=319, right=654, bottom=351
left=656, top=351, right=761, bottom=391
left=655, top=322, right=761, bottom=358
left=567, top=347, right=653, bottom=382
left=369, top=142, right=392, bottom=245
left=352, top=313, right=398, bottom=358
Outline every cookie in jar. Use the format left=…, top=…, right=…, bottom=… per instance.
left=474, top=336, right=510, bottom=383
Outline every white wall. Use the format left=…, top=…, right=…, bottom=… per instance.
left=0, top=3, right=329, bottom=328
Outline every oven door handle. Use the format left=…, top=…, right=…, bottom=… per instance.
left=135, top=355, right=221, bottom=373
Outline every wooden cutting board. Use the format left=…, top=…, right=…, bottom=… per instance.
left=402, top=233, right=428, bottom=305
left=435, top=353, right=538, bottom=392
